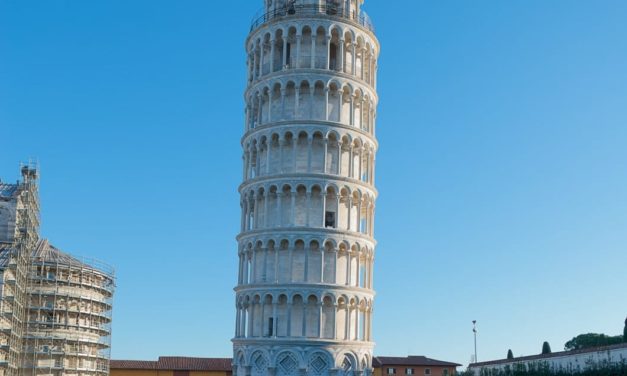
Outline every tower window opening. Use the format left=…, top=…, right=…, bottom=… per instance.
left=325, top=211, right=336, bottom=228
left=286, top=43, right=292, bottom=68
left=359, top=265, right=366, bottom=288
left=267, top=317, right=274, bottom=337
left=330, top=43, right=338, bottom=70
left=360, top=218, right=367, bottom=233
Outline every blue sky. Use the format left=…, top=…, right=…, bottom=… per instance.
left=1, top=0, right=626, bottom=367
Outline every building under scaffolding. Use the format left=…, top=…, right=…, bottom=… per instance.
left=0, top=165, right=115, bottom=376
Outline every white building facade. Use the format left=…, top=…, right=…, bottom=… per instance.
left=468, top=343, right=627, bottom=375
left=233, top=1, right=379, bottom=376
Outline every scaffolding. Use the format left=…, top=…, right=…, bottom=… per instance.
left=0, top=165, right=40, bottom=376
left=22, top=240, right=115, bottom=376
left=0, top=164, right=115, bottom=376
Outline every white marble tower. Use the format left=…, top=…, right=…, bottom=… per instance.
left=234, top=1, right=379, bottom=375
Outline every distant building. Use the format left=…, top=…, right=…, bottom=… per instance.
left=372, top=356, right=461, bottom=376
left=468, top=343, right=627, bottom=375
left=111, top=356, right=460, bottom=376
left=110, top=357, right=233, bottom=376
left=0, top=165, right=115, bottom=376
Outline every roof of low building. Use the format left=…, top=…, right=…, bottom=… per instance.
left=469, top=342, right=627, bottom=368
left=373, top=356, right=461, bottom=367
left=112, top=356, right=461, bottom=371
left=111, top=357, right=233, bottom=371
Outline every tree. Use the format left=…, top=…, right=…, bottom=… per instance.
left=542, top=341, right=551, bottom=354
left=564, top=333, right=623, bottom=351
left=507, top=349, right=513, bottom=359
left=624, top=317, right=627, bottom=342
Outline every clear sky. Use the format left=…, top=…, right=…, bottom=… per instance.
left=1, top=0, right=626, bottom=367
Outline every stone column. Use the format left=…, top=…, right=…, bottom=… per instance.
left=351, top=43, right=356, bottom=75
left=346, top=251, right=351, bottom=285
left=317, top=303, right=323, bottom=337
left=339, top=39, right=345, bottom=72
left=357, top=199, right=362, bottom=233
left=301, top=301, right=307, bottom=337
left=358, top=147, right=363, bottom=180
left=324, top=87, right=330, bottom=121
left=307, top=136, right=313, bottom=172
left=243, top=252, right=250, bottom=284
left=243, top=200, right=249, bottom=231
left=337, top=89, right=343, bottom=123
left=344, top=305, right=350, bottom=340
left=270, top=39, right=276, bottom=72
left=253, top=47, right=258, bottom=80
left=296, top=33, right=302, bottom=68
left=251, top=246, right=258, bottom=283
left=360, top=47, right=366, bottom=80
left=348, top=145, right=354, bottom=179
left=290, top=189, right=296, bottom=227
left=247, top=301, right=254, bottom=337
left=310, top=34, right=316, bottom=69
left=305, top=192, right=312, bottom=227
left=256, top=146, right=262, bottom=177
left=295, top=85, right=300, bottom=119
left=355, top=253, right=361, bottom=287
left=320, top=248, right=325, bottom=283
left=292, top=137, right=298, bottom=171
left=260, top=300, right=266, bottom=334
left=257, top=94, right=263, bottom=127
left=309, top=86, right=315, bottom=119
left=303, top=246, right=309, bottom=282
left=346, top=197, right=352, bottom=231
left=322, top=139, right=328, bottom=173
left=267, top=91, right=273, bottom=123
left=272, top=303, right=278, bottom=337
left=261, top=41, right=267, bottom=76
left=262, top=246, right=268, bottom=281
left=332, top=304, right=338, bottom=340
left=321, top=192, right=327, bottom=228
left=288, top=244, right=293, bottom=282
left=286, top=300, right=292, bottom=336
left=274, top=248, right=279, bottom=283
left=242, top=152, right=248, bottom=180
left=359, top=98, right=364, bottom=129
left=326, top=35, right=332, bottom=70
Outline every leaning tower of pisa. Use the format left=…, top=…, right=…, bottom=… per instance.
left=234, top=1, right=379, bottom=375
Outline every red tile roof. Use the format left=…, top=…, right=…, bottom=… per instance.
left=112, top=355, right=461, bottom=371
left=110, top=357, right=232, bottom=371
left=110, top=360, right=156, bottom=370
left=373, top=356, right=461, bottom=367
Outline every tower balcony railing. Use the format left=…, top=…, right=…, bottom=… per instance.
left=250, top=4, right=374, bottom=33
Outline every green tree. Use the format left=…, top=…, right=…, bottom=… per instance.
left=564, top=333, right=623, bottom=351
left=624, top=317, right=627, bottom=342
left=507, top=349, right=513, bottom=359
left=542, top=341, right=551, bottom=354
